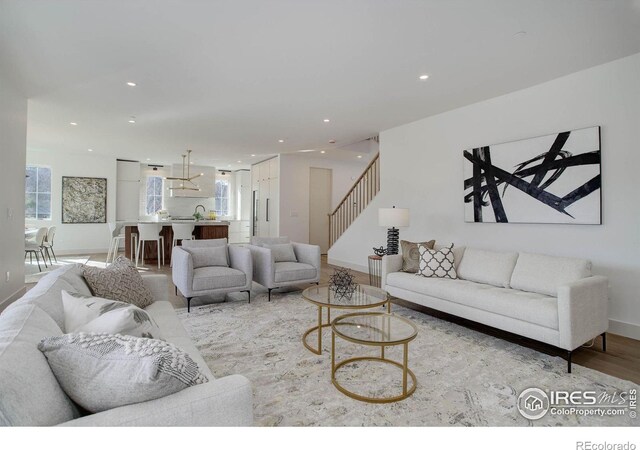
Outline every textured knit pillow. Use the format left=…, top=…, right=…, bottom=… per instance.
left=400, top=239, right=435, bottom=273
left=183, top=246, right=229, bottom=268
left=417, top=244, right=458, bottom=279
left=61, top=291, right=162, bottom=339
left=264, top=243, right=298, bottom=262
left=82, top=256, right=153, bottom=309
left=38, top=333, right=208, bottom=413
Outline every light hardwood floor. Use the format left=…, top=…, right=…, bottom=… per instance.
left=32, top=253, right=640, bottom=384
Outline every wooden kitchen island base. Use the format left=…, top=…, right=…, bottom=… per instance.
left=124, top=223, right=229, bottom=264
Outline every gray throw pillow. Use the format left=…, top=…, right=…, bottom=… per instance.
left=265, top=243, right=298, bottom=262
left=82, top=256, right=153, bottom=309
left=184, top=246, right=229, bottom=268
left=38, top=333, right=208, bottom=413
left=400, top=240, right=436, bottom=273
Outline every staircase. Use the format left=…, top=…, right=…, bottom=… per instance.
left=329, top=152, right=380, bottom=247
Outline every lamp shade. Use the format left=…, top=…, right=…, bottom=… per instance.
left=378, top=207, right=410, bottom=227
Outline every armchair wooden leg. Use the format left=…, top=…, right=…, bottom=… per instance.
left=601, top=332, right=607, bottom=352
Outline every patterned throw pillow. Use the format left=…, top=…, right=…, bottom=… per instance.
left=82, top=256, right=153, bottom=309
left=61, top=290, right=162, bottom=339
left=400, top=240, right=436, bottom=273
left=38, top=333, right=208, bottom=413
left=417, top=244, right=458, bottom=279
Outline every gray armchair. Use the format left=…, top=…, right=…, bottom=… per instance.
left=248, top=237, right=321, bottom=301
left=172, top=239, right=252, bottom=312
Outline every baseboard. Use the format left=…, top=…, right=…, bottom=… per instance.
left=0, top=286, right=27, bottom=313
left=609, top=319, right=640, bottom=341
left=327, top=258, right=368, bottom=274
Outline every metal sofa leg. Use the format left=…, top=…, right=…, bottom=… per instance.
left=268, top=288, right=273, bottom=302
left=601, top=332, right=607, bottom=352
left=175, top=285, right=177, bottom=296
left=244, top=290, right=251, bottom=303
left=187, top=297, right=192, bottom=313
left=567, top=351, right=572, bottom=374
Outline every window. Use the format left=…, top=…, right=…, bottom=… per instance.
left=214, top=179, right=230, bottom=217
left=146, top=176, right=164, bottom=215
left=25, top=166, right=52, bottom=220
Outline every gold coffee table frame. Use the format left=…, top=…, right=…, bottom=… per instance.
left=331, top=311, right=418, bottom=403
left=301, top=284, right=391, bottom=355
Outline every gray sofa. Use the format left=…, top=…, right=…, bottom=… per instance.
left=382, top=245, right=609, bottom=372
left=0, top=264, right=253, bottom=426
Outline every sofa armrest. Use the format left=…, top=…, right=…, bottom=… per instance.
left=141, top=274, right=169, bottom=303
left=58, top=374, right=253, bottom=427
left=171, top=247, right=194, bottom=297
left=247, top=244, right=275, bottom=288
left=557, top=275, right=609, bottom=351
left=228, top=245, right=253, bottom=289
left=381, top=254, right=403, bottom=290
left=292, top=242, right=321, bottom=273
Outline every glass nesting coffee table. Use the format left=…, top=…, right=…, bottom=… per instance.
left=331, top=312, right=418, bottom=403
left=301, top=284, right=391, bottom=355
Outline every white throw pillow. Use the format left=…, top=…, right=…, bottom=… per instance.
left=38, top=333, right=208, bottom=413
left=417, top=245, right=458, bottom=279
left=61, top=290, right=162, bottom=339
left=264, top=243, right=298, bottom=262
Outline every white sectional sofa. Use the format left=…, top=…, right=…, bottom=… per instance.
left=0, top=265, right=253, bottom=426
left=382, top=246, right=609, bottom=372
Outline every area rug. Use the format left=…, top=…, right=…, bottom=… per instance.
left=176, top=291, right=638, bottom=426
left=25, top=255, right=91, bottom=283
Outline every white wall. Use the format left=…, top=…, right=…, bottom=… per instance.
left=0, top=75, right=28, bottom=307
left=279, top=146, right=376, bottom=244
left=329, top=53, right=640, bottom=339
left=26, top=149, right=117, bottom=255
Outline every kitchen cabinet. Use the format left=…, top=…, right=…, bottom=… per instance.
left=251, top=156, right=279, bottom=238
left=228, top=220, right=251, bottom=243
left=116, top=160, right=140, bottom=221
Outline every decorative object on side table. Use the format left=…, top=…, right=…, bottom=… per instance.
left=329, top=267, right=356, bottom=298
left=378, top=206, right=410, bottom=255
left=372, top=246, right=387, bottom=257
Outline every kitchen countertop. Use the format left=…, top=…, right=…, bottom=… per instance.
left=121, top=220, right=230, bottom=226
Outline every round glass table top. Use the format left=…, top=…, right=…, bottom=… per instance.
left=301, top=284, right=388, bottom=309
left=332, top=312, right=418, bottom=345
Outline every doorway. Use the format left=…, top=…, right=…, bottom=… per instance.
left=309, top=167, right=332, bottom=254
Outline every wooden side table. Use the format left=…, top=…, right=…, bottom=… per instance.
left=368, top=255, right=382, bottom=287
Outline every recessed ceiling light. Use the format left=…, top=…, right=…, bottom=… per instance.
left=250, top=154, right=256, bottom=157
left=128, top=119, right=136, bottom=123
left=146, top=158, right=151, bottom=161
left=237, top=160, right=242, bottom=163
left=190, top=161, right=193, bottom=164
left=298, top=149, right=314, bottom=153
left=323, top=119, right=330, bottom=123
left=126, top=82, right=137, bottom=87
left=70, top=122, right=78, bottom=126
left=278, top=139, right=284, bottom=143
left=418, top=74, right=429, bottom=80
left=87, top=148, right=93, bottom=152
left=320, top=150, right=326, bottom=154
left=357, top=155, right=363, bottom=158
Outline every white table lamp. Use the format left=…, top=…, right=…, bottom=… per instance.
left=378, top=206, right=410, bottom=255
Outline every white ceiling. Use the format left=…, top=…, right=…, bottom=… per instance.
left=1, top=0, right=640, bottom=169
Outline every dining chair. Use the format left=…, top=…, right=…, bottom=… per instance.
left=25, top=227, right=49, bottom=272
left=41, top=226, right=57, bottom=265
left=135, top=223, right=165, bottom=269
left=170, top=223, right=195, bottom=268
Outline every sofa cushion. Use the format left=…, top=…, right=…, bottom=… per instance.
left=400, top=239, right=435, bottom=273
left=82, top=257, right=153, bottom=309
left=0, top=304, right=80, bottom=426
left=386, top=272, right=558, bottom=329
left=181, top=238, right=227, bottom=248
left=265, top=243, right=298, bottom=263
left=510, top=252, right=592, bottom=296
left=184, top=246, right=229, bottom=268
left=192, top=266, right=246, bottom=291
left=457, top=248, right=519, bottom=288
left=274, top=262, right=317, bottom=283
left=62, top=291, right=163, bottom=339
left=434, top=244, right=466, bottom=270
left=38, top=333, right=208, bottom=413
left=417, top=245, right=457, bottom=279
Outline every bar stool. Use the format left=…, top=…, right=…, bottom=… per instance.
left=170, top=223, right=195, bottom=267
left=107, top=223, right=138, bottom=265
left=136, top=223, right=165, bottom=269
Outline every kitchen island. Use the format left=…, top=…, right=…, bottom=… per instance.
left=122, top=220, right=229, bottom=264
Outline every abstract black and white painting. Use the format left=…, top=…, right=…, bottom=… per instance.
left=463, top=126, right=601, bottom=224
left=62, top=176, right=107, bottom=223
